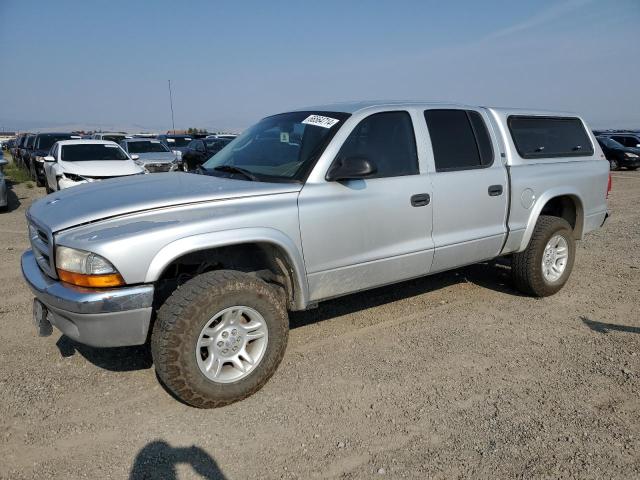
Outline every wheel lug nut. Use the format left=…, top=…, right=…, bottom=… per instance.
left=222, top=331, right=229, bottom=338
left=222, top=348, right=229, bottom=354
left=232, top=346, right=238, bottom=352
left=217, top=341, right=223, bottom=347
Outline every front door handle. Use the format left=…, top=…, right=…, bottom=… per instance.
left=488, top=185, right=503, bottom=196
left=410, top=193, right=431, bottom=207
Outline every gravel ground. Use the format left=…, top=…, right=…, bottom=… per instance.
left=1, top=151, right=638, bottom=479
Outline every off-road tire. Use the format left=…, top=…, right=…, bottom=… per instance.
left=511, top=215, right=575, bottom=297
left=151, top=270, right=288, bottom=408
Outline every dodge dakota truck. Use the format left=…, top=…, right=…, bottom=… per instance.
left=22, top=101, right=610, bottom=407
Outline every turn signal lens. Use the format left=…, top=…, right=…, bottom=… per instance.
left=57, top=269, right=125, bottom=288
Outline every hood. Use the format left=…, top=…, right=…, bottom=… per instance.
left=60, top=159, right=144, bottom=177
left=135, top=151, right=177, bottom=164
left=28, top=172, right=302, bottom=232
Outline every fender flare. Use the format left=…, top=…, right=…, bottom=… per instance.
left=518, top=187, right=585, bottom=252
left=145, top=227, right=309, bottom=310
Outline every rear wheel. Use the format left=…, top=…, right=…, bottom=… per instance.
left=151, top=270, right=288, bottom=408
left=512, top=215, right=575, bottom=297
left=628, top=166, right=638, bottom=171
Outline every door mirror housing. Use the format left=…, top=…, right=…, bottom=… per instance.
left=43, top=156, right=55, bottom=162
left=130, top=154, right=140, bottom=160
left=326, top=156, right=376, bottom=181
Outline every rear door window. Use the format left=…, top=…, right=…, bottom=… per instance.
left=424, top=109, right=494, bottom=171
left=508, top=116, right=593, bottom=158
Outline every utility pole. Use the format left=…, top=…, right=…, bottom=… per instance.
left=168, top=80, right=176, bottom=134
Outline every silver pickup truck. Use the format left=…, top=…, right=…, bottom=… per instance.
left=22, top=101, right=609, bottom=407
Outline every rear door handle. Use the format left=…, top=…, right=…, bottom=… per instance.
left=488, top=185, right=503, bottom=196
left=410, top=193, right=431, bottom=207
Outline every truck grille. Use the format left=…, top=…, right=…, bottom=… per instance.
left=28, top=219, right=56, bottom=278
left=145, top=163, right=172, bottom=173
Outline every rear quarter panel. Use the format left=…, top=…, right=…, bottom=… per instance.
left=487, top=108, right=609, bottom=253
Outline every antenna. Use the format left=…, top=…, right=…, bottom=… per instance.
left=168, top=80, right=176, bottom=134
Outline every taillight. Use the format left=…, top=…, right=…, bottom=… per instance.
left=607, top=172, right=612, bottom=199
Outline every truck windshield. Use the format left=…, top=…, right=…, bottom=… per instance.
left=61, top=144, right=129, bottom=161
left=202, top=111, right=349, bottom=182
left=126, top=141, right=170, bottom=153
left=36, top=134, right=74, bottom=150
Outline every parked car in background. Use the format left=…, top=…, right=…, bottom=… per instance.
left=28, top=133, right=80, bottom=186
left=11, top=134, right=26, bottom=162
left=602, top=133, right=640, bottom=149
left=596, top=136, right=640, bottom=170
left=21, top=134, right=36, bottom=171
left=181, top=137, right=231, bottom=171
left=2, top=138, right=16, bottom=151
left=119, top=138, right=182, bottom=173
left=157, top=134, right=193, bottom=160
left=22, top=102, right=609, bottom=408
left=42, top=140, right=145, bottom=192
left=0, top=157, right=7, bottom=211
left=91, top=132, right=129, bottom=143
left=207, top=134, right=238, bottom=140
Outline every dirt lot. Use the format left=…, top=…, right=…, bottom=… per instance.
left=1, top=153, right=638, bottom=479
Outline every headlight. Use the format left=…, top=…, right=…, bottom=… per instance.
left=134, top=160, right=149, bottom=173
left=35, top=156, right=45, bottom=163
left=63, top=173, right=87, bottom=182
left=624, top=152, right=639, bottom=158
left=55, top=246, right=124, bottom=287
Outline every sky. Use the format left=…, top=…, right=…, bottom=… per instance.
left=1, top=0, right=639, bottom=132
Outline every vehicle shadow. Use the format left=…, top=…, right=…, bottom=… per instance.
left=581, top=316, right=640, bottom=335
left=3, top=180, right=21, bottom=212
left=290, top=258, right=525, bottom=329
left=56, top=335, right=153, bottom=371
left=54, top=261, right=523, bottom=370
left=129, top=440, right=226, bottom=480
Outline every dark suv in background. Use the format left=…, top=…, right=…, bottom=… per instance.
left=181, top=137, right=231, bottom=171
left=605, top=133, right=640, bottom=149
left=20, top=134, right=36, bottom=171
left=28, top=133, right=79, bottom=185
left=596, top=136, right=640, bottom=170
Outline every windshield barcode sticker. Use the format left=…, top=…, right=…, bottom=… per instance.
left=302, top=115, right=340, bottom=129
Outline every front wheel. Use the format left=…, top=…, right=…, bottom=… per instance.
left=511, top=215, right=576, bottom=297
left=151, top=270, right=288, bottom=408
left=609, top=159, right=619, bottom=171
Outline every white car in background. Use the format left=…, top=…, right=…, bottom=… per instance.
left=43, top=140, right=145, bottom=192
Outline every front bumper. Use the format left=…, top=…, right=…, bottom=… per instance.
left=620, top=157, right=640, bottom=168
left=21, top=250, right=154, bottom=347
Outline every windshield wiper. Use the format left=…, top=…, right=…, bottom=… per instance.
left=212, top=165, right=260, bottom=181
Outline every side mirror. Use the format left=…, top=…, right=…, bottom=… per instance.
left=326, top=156, right=376, bottom=181
left=131, top=154, right=140, bottom=160
left=44, top=156, right=55, bottom=162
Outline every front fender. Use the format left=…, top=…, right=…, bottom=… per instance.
left=145, top=227, right=310, bottom=310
